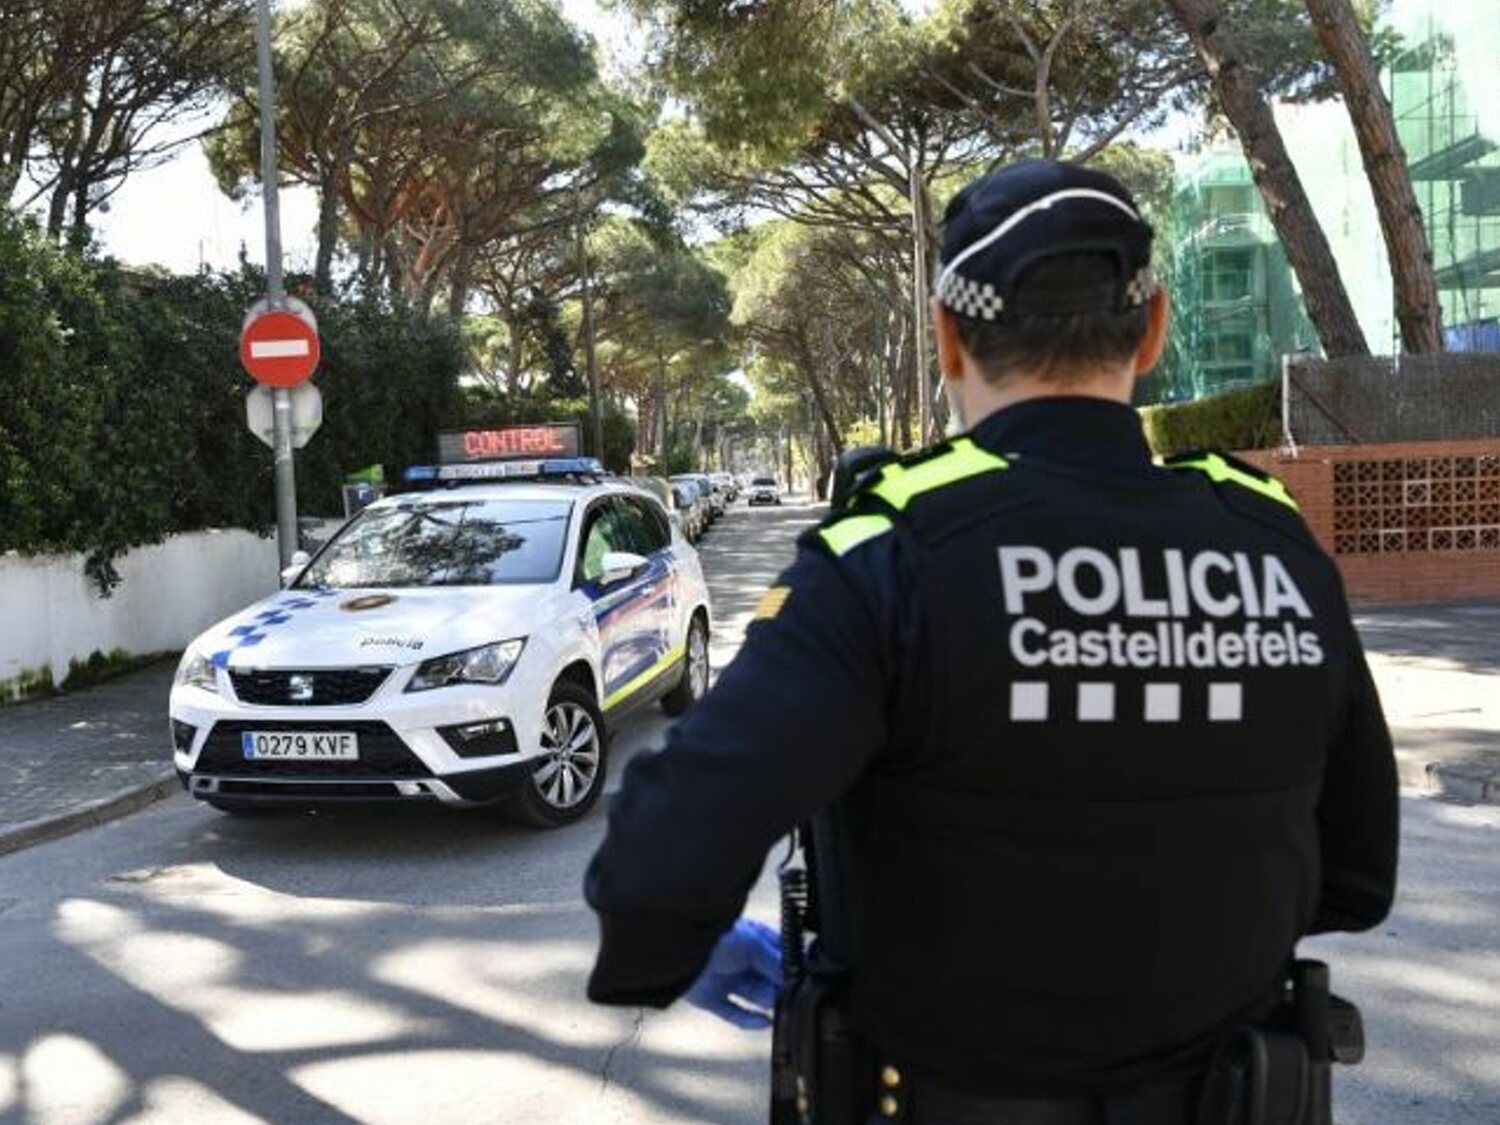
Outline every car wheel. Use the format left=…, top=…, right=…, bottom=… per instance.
left=507, top=681, right=607, bottom=828
left=661, top=613, right=710, bottom=717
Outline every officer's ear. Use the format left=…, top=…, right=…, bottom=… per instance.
left=1133, top=288, right=1171, bottom=381
left=931, top=299, right=966, bottom=383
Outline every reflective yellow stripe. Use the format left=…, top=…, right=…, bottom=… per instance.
left=604, top=643, right=686, bottom=711
left=819, top=515, right=893, bottom=557
left=753, top=586, right=792, bottom=620
left=1171, top=453, right=1300, bottom=511
left=870, top=438, right=1009, bottom=510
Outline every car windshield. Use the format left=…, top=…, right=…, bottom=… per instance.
left=298, top=498, right=571, bottom=589
left=753, top=477, right=776, bottom=486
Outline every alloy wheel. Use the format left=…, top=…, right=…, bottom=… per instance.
left=532, top=701, right=601, bottom=809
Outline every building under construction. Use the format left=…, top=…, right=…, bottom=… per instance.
left=1161, top=0, right=1500, bottom=400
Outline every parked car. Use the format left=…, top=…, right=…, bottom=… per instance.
left=671, top=474, right=723, bottom=524
left=171, top=460, right=712, bottom=827
left=747, top=475, right=782, bottom=506
left=670, top=481, right=707, bottom=542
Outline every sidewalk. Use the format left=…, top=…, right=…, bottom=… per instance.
left=0, top=659, right=179, bottom=856
left=0, top=605, right=1497, bottom=857
left=1356, top=602, right=1500, bottom=803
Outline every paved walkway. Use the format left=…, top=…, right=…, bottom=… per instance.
left=0, top=660, right=179, bottom=855
left=0, top=602, right=1497, bottom=856
left=1357, top=602, right=1500, bottom=802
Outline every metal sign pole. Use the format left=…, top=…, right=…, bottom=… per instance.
left=256, top=0, right=299, bottom=569
left=909, top=157, right=931, bottom=446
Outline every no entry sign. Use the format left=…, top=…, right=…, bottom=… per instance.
left=240, top=297, right=320, bottom=387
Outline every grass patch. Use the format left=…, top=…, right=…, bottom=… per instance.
left=0, top=664, right=57, bottom=706
left=60, top=649, right=173, bottom=693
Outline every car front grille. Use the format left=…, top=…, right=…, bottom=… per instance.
left=229, top=667, right=391, bottom=707
left=195, top=721, right=431, bottom=778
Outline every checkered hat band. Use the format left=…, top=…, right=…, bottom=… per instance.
left=936, top=265, right=1158, bottom=322
left=935, top=272, right=1006, bottom=321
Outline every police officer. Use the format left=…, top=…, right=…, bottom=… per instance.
left=584, top=160, right=1399, bottom=1123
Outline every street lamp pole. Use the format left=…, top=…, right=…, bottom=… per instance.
left=256, top=0, right=298, bottom=568
left=575, top=187, right=604, bottom=464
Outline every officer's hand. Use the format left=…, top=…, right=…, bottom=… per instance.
left=685, top=918, right=783, bottom=1030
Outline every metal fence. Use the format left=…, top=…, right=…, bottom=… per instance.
left=1283, top=354, right=1500, bottom=447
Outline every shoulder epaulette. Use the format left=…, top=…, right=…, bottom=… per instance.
left=818, top=436, right=1012, bottom=557
left=1164, top=450, right=1299, bottom=512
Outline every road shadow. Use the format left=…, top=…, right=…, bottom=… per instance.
left=1355, top=601, right=1500, bottom=678
left=0, top=866, right=768, bottom=1124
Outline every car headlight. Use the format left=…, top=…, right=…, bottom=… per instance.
left=175, top=649, right=220, bottom=695
left=407, top=639, right=526, bottom=692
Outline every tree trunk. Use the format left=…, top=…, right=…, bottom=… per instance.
left=315, top=162, right=341, bottom=296
left=46, top=169, right=75, bottom=240
left=795, top=329, right=846, bottom=459
left=505, top=308, right=525, bottom=396
left=1305, top=0, right=1444, bottom=353
left=1163, top=0, right=1370, bottom=358
left=448, top=246, right=474, bottom=319
left=653, top=347, right=670, bottom=464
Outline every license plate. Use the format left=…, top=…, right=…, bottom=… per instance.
left=241, top=731, right=359, bottom=760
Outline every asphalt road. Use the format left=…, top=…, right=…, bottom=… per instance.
left=2, top=498, right=1498, bottom=1124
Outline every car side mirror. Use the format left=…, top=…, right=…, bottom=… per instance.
left=280, top=550, right=311, bottom=588
left=599, top=551, right=647, bottom=587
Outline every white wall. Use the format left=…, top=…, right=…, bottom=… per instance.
left=0, top=530, right=279, bottom=691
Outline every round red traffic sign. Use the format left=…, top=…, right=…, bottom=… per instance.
left=240, top=303, right=320, bottom=388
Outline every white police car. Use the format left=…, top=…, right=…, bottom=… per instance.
left=170, top=457, right=712, bottom=827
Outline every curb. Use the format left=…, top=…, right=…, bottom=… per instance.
left=1396, top=752, right=1500, bottom=806
left=0, top=770, right=179, bottom=859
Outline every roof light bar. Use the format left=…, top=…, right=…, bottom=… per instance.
left=402, top=458, right=604, bottom=487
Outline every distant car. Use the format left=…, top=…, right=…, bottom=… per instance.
left=710, top=472, right=738, bottom=503
left=747, top=475, right=781, bottom=506
left=170, top=460, right=713, bottom=827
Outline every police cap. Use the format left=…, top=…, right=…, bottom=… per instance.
left=934, top=159, right=1157, bottom=323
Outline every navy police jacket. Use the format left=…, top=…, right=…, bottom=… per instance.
left=585, top=397, right=1398, bottom=1094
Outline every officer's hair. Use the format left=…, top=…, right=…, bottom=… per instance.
left=952, top=253, right=1151, bottom=383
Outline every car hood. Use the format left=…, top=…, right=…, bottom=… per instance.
left=194, top=585, right=553, bottom=669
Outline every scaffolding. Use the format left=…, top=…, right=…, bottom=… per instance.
left=1389, top=3, right=1500, bottom=347
left=1161, top=152, right=1316, bottom=403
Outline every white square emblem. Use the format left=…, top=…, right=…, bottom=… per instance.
left=1077, top=683, right=1116, bottom=722
left=1011, top=682, right=1049, bottom=722
left=1209, top=683, right=1244, bottom=723
left=1145, top=684, right=1182, bottom=723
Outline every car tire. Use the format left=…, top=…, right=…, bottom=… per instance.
left=661, top=613, right=710, bottom=717
left=506, top=681, right=607, bottom=828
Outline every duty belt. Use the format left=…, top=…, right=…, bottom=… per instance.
left=877, top=1074, right=1199, bottom=1125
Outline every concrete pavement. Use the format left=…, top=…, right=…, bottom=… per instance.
left=1357, top=602, right=1500, bottom=803
left=3, top=546, right=1500, bottom=861
left=0, top=661, right=178, bottom=857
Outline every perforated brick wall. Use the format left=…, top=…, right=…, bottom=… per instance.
left=1238, top=440, right=1500, bottom=604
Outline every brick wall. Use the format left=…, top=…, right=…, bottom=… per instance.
left=1239, top=440, right=1500, bottom=604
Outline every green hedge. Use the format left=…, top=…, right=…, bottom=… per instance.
left=0, top=211, right=463, bottom=591
left=1138, top=381, right=1281, bottom=459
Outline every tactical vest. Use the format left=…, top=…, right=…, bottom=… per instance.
left=818, top=440, right=1355, bottom=1094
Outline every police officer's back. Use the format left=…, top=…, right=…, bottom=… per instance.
left=584, top=160, right=1398, bottom=1122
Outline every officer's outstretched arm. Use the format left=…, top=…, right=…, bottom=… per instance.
left=584, top=538, right=903, bottom=1008
left=1309, top=620, right=1399, bottom=934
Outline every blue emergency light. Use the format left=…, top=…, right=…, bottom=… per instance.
left=402, top=458, right=604, bottom=488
